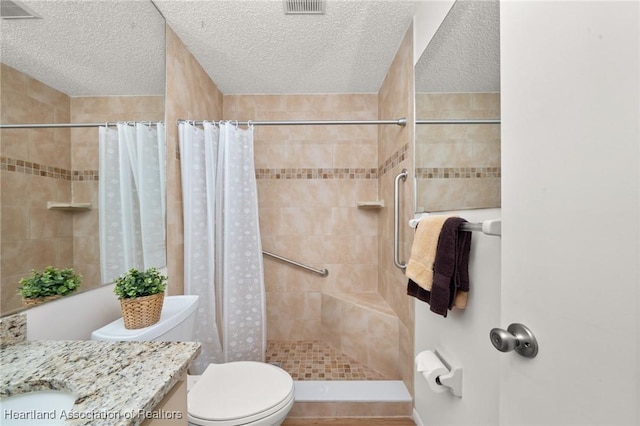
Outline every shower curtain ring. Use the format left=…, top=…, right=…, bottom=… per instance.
left=247, top=120, right=253, bottom=130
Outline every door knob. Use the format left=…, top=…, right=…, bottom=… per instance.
left=490, top=323, right=538, bottom=358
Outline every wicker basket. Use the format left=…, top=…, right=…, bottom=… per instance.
left=119, top=292, right=165, bottom=330
left=22, top=295, right=61, bottom=306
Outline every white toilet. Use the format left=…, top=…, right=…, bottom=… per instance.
left=91, top=295, right=294, bottom=426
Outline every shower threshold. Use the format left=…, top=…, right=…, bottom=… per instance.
left=294, top=380, right=411, bottom=402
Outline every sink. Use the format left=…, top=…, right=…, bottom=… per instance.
left=0, top=390, right=77, bottom=425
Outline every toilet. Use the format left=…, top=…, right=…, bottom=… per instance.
left=91, top=295, right=294, bottom=426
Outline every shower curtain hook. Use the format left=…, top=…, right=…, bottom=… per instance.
left=247, top=120, right=253, bottom=130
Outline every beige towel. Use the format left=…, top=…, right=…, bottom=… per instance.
left=405, top=215, right=451, bottom=291
left=454, top=291, right=468, bottom=309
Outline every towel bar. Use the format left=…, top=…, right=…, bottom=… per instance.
left=409, top=216, right=502, bottom=236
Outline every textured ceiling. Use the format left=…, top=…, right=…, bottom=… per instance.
left=154, top=0, right=418, bottom=94
left=415, top=0, right=500, bottom=93
left=0, top=0, right=500, bottom=97
left=0, top=0, right=166, bottom=96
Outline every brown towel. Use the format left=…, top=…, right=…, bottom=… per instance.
left=407, top=278, right=431, bottom=304
left=405, top=215, right=451, bottom=291
left=429, top=217, right=472, bottom=317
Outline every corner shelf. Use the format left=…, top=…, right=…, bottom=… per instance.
left=47, top=202, right=92, bottom=211
left=356, top=200, right=384, bottom=210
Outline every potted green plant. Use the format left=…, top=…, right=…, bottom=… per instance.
left=17, top=266, right=82, bottom=306
left=114, top=267, right=167, bottom=329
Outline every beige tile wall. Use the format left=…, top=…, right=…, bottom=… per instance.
left=0, top=62, right=163, bottom=314
left=1, top=63, right=71, bottom=170
left=1, top=63, right=73, bottom=313
left=377, top=24, right=415, bottom=397
left=164, top=25, right=223, bottom=295
left=415, top=92, right=501, bottom=211
left=320, top=292, right=400, bottom=379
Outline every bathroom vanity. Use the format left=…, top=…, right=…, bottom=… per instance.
left=0, top=314, right=200, bottom=426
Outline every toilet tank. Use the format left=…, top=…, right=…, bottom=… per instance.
left=91, top=295, right=199, bottom=342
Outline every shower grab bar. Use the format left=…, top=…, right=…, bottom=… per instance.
left=262, top=251, right=329, bottom=277
left=394, top=169, right=408, bottom=270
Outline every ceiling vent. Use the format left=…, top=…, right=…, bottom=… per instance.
left=284, top=0, right=325, bottom=15
left=1, top=0, right=41, bottom=19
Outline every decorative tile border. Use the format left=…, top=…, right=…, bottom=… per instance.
left=378, top=143, right=409, bottom=177
left=3, top=155, right=500, bottom=182
left=71, top=170, right=99, bottom=181
left=416, top=167, right=501, bottom=179
left=255, top=143, right=410, bottom=180
left=1, top=157, right=98, bottom=181
left=256, top=168, right=378, bottom=180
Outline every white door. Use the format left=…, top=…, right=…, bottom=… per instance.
left=500, top=2, right=639, bottom=425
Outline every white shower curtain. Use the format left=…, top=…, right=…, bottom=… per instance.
left=180, top=121, right=266, bottom=373
left=99, top=122, right=166, bottom=284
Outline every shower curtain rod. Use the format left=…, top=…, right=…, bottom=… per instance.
left=0, top=118, right=499, bottom=129
left=0, top=121, right=163, bottom=129
left=177, top=118, right=407, bottom=127
left=416, top=119, right=501, bottom=124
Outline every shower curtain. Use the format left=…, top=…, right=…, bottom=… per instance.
left=99, top=122, right=167, bottom=284
left=179, top=121, right=266, bottom=373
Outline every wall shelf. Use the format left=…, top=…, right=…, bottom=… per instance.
left=357, top=200, right=385, bottom=209
left=47, top=202, right=92, bottom=211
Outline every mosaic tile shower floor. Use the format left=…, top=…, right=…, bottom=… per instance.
left=266, top=340, right=388, bottom=380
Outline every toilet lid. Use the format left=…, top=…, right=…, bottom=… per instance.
left=189, top=361, right=294, bottom=423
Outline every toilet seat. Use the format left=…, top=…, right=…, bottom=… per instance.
left=188, top=361, right=295, bottom=426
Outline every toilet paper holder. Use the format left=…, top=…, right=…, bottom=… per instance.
left=417, top=346, right=463, bottom=398
left=434, top=347, right=463, bottom=397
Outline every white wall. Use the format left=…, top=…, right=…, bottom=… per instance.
left=413, top=0, right=455, bottom=65
left=413, top=208, right=501, bottom=425
left=25, top=284, right=121, bottom=340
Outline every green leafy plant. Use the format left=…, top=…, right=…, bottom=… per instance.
left=17, top=266, right=82, bottom=299
left=113, top=267, right=167, bottom=299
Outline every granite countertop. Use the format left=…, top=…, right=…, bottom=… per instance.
left=1, top=339, right=200, bottom=425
